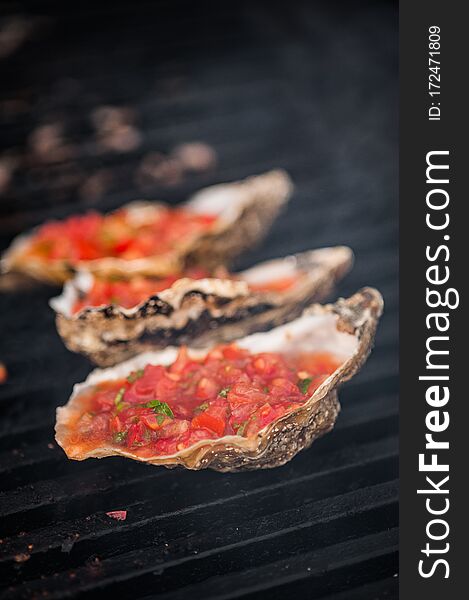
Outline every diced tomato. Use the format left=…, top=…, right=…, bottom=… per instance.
left=186, top=428, right=218, bottom=445
left=112, top=238, right=133, bottom=255
left=243, top=403, right=287, bottom=437
left=159, top=419, right=190, bottom=439
left=126, top=424, right=138, bottom=447
left=195, top=377, right=219, bottom=400
left=191, top=412, right=226, bottom=437
left=222, top=344, right=249, bottom=361
left=140, top=413, right=172, bottom=431
left=75, top=239, right=101, bottom=261
left=167, top=372, right=181, bottom=382
left=229, top=402, right=256, bottom=428
left=141, top=364, right=165, bottom=385
left=270, top=378, right=302, bottom=397
left=204, top=347, right=224, bottom=362
left=126, top=421, right=148, bottom=447
left=227, top=381, right=269, bottom=406
left=110, top=415, right=123, bottom=433
left=222, top=369, right=249, bottom=386
left=248, top=353, right=291, bottom=378
left=154, top=437, right=178, bottom=455
left=130, top=365, right=164, bottom=398
left=92, top=387, right=121, bottom=412
left=155, top=374, right=179, bottom=400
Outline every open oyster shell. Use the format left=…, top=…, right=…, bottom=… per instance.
left=50, top=246, right=353, bottom=366
left=55, top=287, right=383, bottom=471
left=1, top=170, right=292, bottom=284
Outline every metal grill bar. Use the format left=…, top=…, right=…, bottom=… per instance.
left=0, top=395, right=398, bottom=493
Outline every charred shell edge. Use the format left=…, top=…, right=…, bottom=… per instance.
left=50, top=246, right=353, bottom=367
left=55, top=287, right=383, bottom=471
left=1, top=170, right=292, bottom=284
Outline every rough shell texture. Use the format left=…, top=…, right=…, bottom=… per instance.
left=1, top=170, right=292, bottom=284
left=55, top=287, right=383, bottom=471
left=51, top=246, right=353, bottom=366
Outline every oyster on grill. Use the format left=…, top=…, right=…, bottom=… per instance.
left=1, top=170, right=292, bottom=284
left=50, top=246, right=353, bottom=366
left=55, top=287, right=383, bottom=471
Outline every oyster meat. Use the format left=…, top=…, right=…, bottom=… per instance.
left=51, top=246, right=353, bottom=366
left=55, top=287, right=383, bottom=471
left=1, top=170, right=292, bottom=284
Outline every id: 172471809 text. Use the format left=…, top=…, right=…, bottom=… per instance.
left=428, top=25, right=441, bottom=121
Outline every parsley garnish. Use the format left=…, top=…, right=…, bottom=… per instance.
left=127, top=369, right=144, bottom=383
left=141, top=400, right=174, bottom=419
left=218, top=386, right=230, bottom=398
left=113, top=431, right=127, bottom=444
left=297, top=377, right=313, bottom=394
left=235, top=421, right=247, bottom=436
left=195, top=402, right=209, bottom=413
left=114, top=387, right=126, bottom=408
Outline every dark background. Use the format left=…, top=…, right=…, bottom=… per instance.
left=0, top=1, right=398, bottom=598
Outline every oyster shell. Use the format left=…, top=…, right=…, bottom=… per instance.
left=51, top=246, right=353, bottom=366
left=1, top=170, right=292, bottom=284
left=55, top=287, right=383, bottom=471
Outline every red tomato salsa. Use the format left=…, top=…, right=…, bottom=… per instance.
left=70, top=345, right=342, bottom=457
left=71, top=270, right=299, bottom=313
left=72, top=269, right=211, bottom=313
left=24, top=208, right=217, bottom=264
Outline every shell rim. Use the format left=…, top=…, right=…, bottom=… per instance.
left=50, top=246, right=354, bottom=319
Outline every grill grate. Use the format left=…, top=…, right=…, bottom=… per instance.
left=0, top=1, right=398, bottom=598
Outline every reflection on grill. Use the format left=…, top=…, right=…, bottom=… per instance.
left=0, top=1, right=398, bottom=598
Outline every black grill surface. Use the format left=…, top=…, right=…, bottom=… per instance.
left=0, top=1, right=398, bottom=598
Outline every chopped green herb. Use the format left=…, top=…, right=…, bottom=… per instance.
left=114, top=387, right=126, bottom=407
left=218, top=386, right=230, bottom=398
left=263, top=386, right=270, bottom=393
left=156, top=414, right=166, bottom=425
left=235, top=421, right=247, bottom=436
left=113, top=431, right=127, bottom=444
left=127, top=369, right=144, bottom=383
left=141, top=400, right=174, bottom=419
left=195, top=402, right=209, bottom=413
left=297, top=377, right=313, bottom=394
